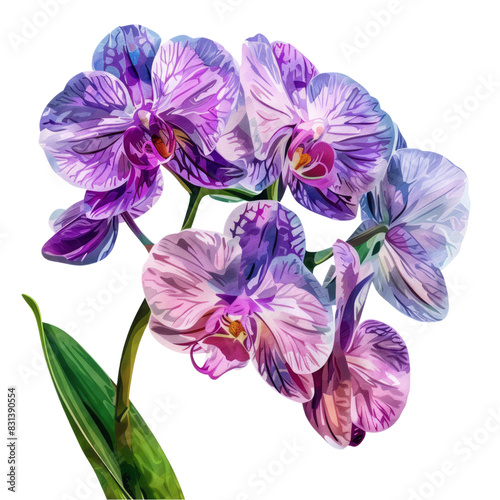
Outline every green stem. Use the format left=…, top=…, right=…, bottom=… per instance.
left=182, top=188, right=207, bottom=230
left=114, top=185, right=206, bottom=495
left=122, top=212, right=154, bottom=250
left=266, top=178, right=281, bottom=201
left=114, top=300, right=151, bottom=499
left=346, top=224, right=388, bottom=248
left=304, top=224, right=389, bottom=272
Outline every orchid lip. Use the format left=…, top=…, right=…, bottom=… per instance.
left=285, top=121, right=336, bottom=188
left=124, top=110, right=176, bottom=169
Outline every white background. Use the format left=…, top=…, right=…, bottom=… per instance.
left=2, top=1, right=500, bottom=499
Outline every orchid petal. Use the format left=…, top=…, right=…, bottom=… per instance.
left=85, top=167, right=163, bottom=220
left=194, top=336, right=250, bottom=379
left=241, top=34, right=299, bottom=159
left=251, top=257, right=334, bottom=375
left=271, top=41, right=319, bottom=110
left=92, top=25, right=161, bottom=107
left=345, top=320, right=410, bottom=432
left=42, top=202, right=118, bottom=265
left=152, top=37, right=239, bottom=155
left=307, top=73, right=395, bottom=197
left=168, top=129, right=246, bottom=188
left=224, top=201, right=306, bottom=287
left=290, top=177, right=358, bottom=220
left=375, top=226, right=449, bottom=321
left=303, top=351, right=352, bottom=448
left=362, top=149, right=469, bottom=268
left=40, top=71, right=134, bottom=191
left=143, top=230, right=243, bottom=331
left=216, top=92, right=283, bottom=192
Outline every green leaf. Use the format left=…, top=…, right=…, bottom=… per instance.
left=23, top=295, right=184, bottom=500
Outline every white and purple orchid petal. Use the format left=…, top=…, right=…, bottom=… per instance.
left=332, top=240, right=373, bottom=350
left=92, top=25, right=161, bottom=107
left=241, top=34, right=299, bottom=160
left=345, top=320, right=410, bottom=433
left=224, top=201, right=306, bottom=287
left=42, top=202, right=118, bottom=265
left=375, top=226, right=449, bottom=321
left=247, top=313, right=315, bottom=402
left=49, top=201, right=86, bottom=232
left=152, top=37, right=239, bottom=155
left=289, top=177, right=359, bottom=220
left=192, top=335, right=251, bottom=379
left=216, top=92, right=283, bottom=192
left=393, top=123, right=407, bottom=151
left=84, top=167, right=163, bottom=220
left=303, top=351, right=353, bottom=448
left=40, top=71, right=135, bottom=191
left=271, top=41, right=319, bottom=110
left=307, top=73, right=395, bottom=197
left=250, top=257, right=334, bottom=376
left=148, top=314, right=209, bottom=354
left=168, top=129, right=246, bottom=188
left=362, top=149, right=469, bottom=268
left=142, top=230, right=243, bottom=331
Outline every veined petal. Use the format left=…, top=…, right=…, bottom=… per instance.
left=241, top=34, right=299, bottom=159
left=224, top=201, right=306, bottom=287
left=345, top=320, right=410, bottom=433
left=332, top=240, right=373, bottom=350
left=49, top=201, right=86, bottom=231
left=168, top=129, right=246, bottom=188
left=40, top=71, right=135, bottom=191
left=363, top=149, right=469, bottom=268
left=216, top=92, right=282, bottom=192
left=307, top=73, right=395, bottom=197
left=152, top=37, right=239, bottom=155
left=149, top=314, right=209, bottom=353
left=193, top=335, right=251, bottom=379
left=142, top=230, right=243, bottom=331
left=251, top=257, right=334, bottom=375
left=303, top=352, right=352, bottom=448
left=92, top=25, right=161, bottom=107
left=248, top=313, right=315, bottom=403
left=289, top=177, right=358, bottom=220
left=85, top=167, right=163, bottom=219
left=271, top=41, right=319, bottom=110
left=42, top=202, right=118, bottom=265
left=393, top=123, right=407, bottom=151
left=375, top=226, right=449, bottom=321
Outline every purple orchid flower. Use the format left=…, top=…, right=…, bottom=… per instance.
left=236, top=35, right=395, bottom=219
left=142, top=201, right=334, bottom=402
left=304, top=241, right=410, bottom=448
left=351, top=148, right=470, bottom=321
left=40, top=25, right=241, bottom=264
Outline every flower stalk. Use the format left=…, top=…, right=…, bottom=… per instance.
left=114, top=299, right=151, bottom=499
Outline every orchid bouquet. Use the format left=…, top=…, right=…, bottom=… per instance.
left=24, top=25, right=469, bottom=500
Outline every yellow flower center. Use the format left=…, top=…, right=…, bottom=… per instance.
left=292, top=147, right=312, bottom=171
left=228, top=320, right=246, bottom=338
